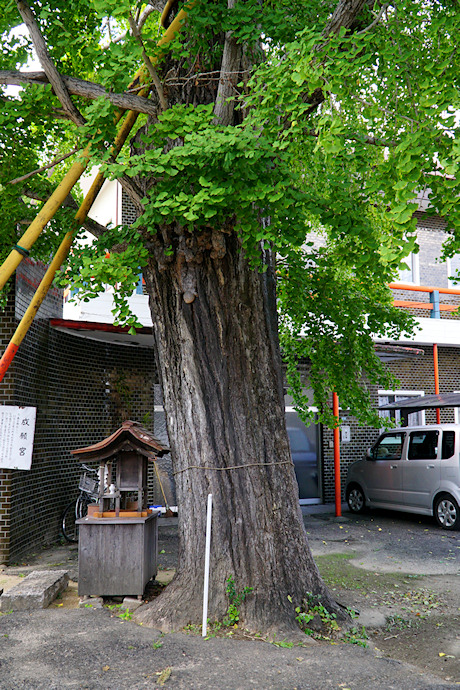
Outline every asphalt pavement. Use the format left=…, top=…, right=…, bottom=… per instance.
left=0, top=504, right=458, bottom=689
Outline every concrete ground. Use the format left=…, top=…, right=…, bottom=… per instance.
left=0, top=505, right=458, bottom=689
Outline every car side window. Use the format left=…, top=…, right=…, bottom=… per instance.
left=408, top=430, right=439, bottom=460
left=373, top=433, right=405, bottom=460
left=442, top=431, right=455, bottom=459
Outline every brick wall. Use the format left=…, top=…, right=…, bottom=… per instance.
left=0, top=260, right=163, bottom=564
left=0, top=285, right=16, bottom=563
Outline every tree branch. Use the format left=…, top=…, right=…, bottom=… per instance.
left=357, top=2, right=390, bottom=34
left=323, top=0, right=373, bottom=36
left=128, top=12, right=168, bottom=111
left=0, top=70, right=159, bottom=117
left=22, top=189, right=109, bottom=238
left=15, top=0, right=86, bottom=127
left=102, top=5, right=157, bottom=47
left=117, top=175, right=145, bottom=214
left=213, top=0, right=242, bottom=127
left=7, top=147, right=80, bottom=185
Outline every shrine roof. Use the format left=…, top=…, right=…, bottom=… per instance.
left=71, top=420, right=169, bottom=462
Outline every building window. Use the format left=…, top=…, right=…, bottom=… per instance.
left=396, top=253, right=420, bottom=285
left=447, top=255, right=460, bottom=288
left=378, top=390, right=425, bottom=427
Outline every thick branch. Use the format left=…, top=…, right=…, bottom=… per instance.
left=15, top=0, right=86, bottom=126
left=324, top=0, right=374, bottom=36
left=213, top=1, right=243, bottom=127
left=117, top=175, right=145, bottom=215
left=0, top=70, right=159, bottom=117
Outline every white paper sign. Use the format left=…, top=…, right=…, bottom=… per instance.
left=0, top=406, right=36, bottom=470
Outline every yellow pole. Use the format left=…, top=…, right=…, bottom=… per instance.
left=0, top=4, right=192, bottom=381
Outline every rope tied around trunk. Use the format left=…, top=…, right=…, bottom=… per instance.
left=173, top=459, right=294, bottom=476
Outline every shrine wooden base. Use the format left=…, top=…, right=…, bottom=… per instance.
left=76, top=512, right=159, bottom=597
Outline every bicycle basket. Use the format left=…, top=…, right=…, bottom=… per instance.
left=79, top=474, right=98, bottom=494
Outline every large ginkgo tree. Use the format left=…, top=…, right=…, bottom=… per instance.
left=1, top=0, right=459, bottom=633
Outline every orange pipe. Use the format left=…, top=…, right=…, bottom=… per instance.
left=389, top=282, right=460, bottom=296
left=433, top=344, right=441, bottom=424
left=392, top=300, right=459, bottom=311
left=332, top=392, right=342, bottom=517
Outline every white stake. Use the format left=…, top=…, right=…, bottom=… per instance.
left=202, top=493, right=213, bottom=637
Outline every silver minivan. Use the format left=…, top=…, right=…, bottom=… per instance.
left=345, top=424, right=460, bottom=530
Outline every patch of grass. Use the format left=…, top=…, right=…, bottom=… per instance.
left=315, top=554, right=420, bottom=594
left=385, top=614, right=418, bottom=632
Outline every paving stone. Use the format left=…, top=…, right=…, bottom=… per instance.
left=78, top=596, right=104, bottom=609
left=121, top=596, right=143, bottom=611
left=0, top=570, right=69, bottom=611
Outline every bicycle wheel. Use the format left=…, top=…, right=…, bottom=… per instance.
left=61, top=500, right=79, bottom=543
left=76, top=494, right=92, bottom=520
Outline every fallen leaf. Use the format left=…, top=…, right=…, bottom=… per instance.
left=156, top=667, right=172, bottom=685
left=296, top=657, right=304, bottom=661
left=102, top=665, right=110, bottom=672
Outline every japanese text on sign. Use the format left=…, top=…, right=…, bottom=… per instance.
left=0, top=406, right=36, bottom=470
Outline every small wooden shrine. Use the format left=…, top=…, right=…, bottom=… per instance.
left=71, top=420, right=169, bottom=518
left=72, top=421, right=169, bottom=598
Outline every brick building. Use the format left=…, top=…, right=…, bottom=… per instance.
left=0, top=258, right=164, bottom=564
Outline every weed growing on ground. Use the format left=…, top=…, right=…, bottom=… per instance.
left=343, top=625, right=368, bottom=647
left=152, top=634, right=164, bottom=649
left=118, top=608, right=133, bottom=620
left=223, top=576, right=253, bottom=627
left=291, top=592, right=340, bottom=638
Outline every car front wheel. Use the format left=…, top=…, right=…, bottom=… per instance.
left=434, top=494, right=460, bottom=530
left=346, top=485, right=366, bottom=514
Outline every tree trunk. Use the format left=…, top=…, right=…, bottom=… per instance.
left=135, top=232, right=345, bottom=634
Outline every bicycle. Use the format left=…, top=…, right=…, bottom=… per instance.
left=61, top=464, right=100, bottom=543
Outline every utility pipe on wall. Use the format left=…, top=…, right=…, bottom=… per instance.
left=433, top=344, right=441, bottom=424
left=332, top=392, right=342, bottom=518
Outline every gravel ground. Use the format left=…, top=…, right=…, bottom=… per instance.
left=0, top=506, right=458, bottom=689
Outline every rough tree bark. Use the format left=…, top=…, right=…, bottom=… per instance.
left=135, top=233, right=345, bottom=633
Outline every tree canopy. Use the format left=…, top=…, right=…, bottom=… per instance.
left=2, top=0, right=460, bottom=425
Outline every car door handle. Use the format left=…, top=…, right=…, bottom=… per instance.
left=390, top=465, right=398, bottom=469
left=426, top=464, right=435, bottom=469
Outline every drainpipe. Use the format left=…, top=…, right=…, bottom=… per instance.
left=332, top=392, right=342, bottom=517
left=433, top=344, right=441, bottom=424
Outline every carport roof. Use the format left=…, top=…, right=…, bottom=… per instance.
left=379, top=392, right=460, bottom=412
